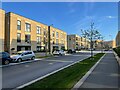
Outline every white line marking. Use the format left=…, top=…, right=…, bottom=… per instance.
left=41, top=60, right=74, bottom=63
left=49, top=63, right=53, bottom=65
left=71, top=55, right=91, bottom=56
left=14, top=56, right=90, bottom=89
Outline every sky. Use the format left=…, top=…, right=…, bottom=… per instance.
left=2, top=2, right=118, bottom=41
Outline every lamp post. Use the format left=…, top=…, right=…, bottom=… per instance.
left=109, top=35, right=113, bottom=49
left=48, top=24, right=53, bottom=54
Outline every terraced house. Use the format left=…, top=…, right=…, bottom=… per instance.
left=48, top=26, right=67, bottom=53
left=5, top=12, right=49, bottom=54
left=0, top=9, right=67, bottom=54
left=67, top=34, right=90, bottom=50
left=0, top=9, right=5, bottom=52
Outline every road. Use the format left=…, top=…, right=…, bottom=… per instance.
left=2, top=52, right=92, bottom=89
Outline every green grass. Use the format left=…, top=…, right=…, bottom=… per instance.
left=21, top=53, right=105, bottom=90
left=113, top=46, right=120, bottom=57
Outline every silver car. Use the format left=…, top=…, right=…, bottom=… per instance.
left=53, top=50, right=66, bottom=56
left=11, top=51, right=35, bottom=62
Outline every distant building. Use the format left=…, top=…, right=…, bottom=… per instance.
left=116, top=31, right=120, bottom=47
left=93, top=40, right=103, bottom=50
left=103, top=40, right=116, bottom=49
left=67, top=34, right=90, bottom=50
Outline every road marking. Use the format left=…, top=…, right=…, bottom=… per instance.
left=25, top=65, right=30, bottom=68
left=41, top=60, right=74, bottom=63
left=15, top=56, right=90, bottom=89
left=71, top=55, right=91, bottom=56
left=49, top=63, right=53, bottom=65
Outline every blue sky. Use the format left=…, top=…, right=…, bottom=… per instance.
left=2, top=2, right=118, bottom=41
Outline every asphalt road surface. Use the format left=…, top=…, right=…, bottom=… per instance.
left=2, top=52, right=92, bottom=89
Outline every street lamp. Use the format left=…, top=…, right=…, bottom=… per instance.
left=48, top=24, right=53, bottom=54
left=109, top=35, right=113, bottom=49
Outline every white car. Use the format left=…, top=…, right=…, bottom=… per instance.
left=11, top=51, right=35, bottom=62
left=53, top=50, right=66, bottom=56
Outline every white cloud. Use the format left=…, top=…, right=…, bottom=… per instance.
left=106, top=16, right=117, bottom=19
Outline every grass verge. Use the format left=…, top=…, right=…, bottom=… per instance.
left=21, top=53, right=105, bottom=90
left=113, top=46, right=120, bottom=57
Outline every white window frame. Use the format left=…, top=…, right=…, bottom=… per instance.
left=25, top=23, right=31, bottom=32
left=37, top=26, right=41, bottom=34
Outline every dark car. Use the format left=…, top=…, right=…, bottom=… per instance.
left=67, top=49, right=76, bottom=54
left=0, top=52, right=12, bottom=65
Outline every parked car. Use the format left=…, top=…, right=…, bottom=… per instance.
left=0, top=52, right=12, bottom=65
left=11, top=51, right=35, bottom=62
left=53, top=50, right=65, bottom=56
left=67, top=49, right=76, bottom=54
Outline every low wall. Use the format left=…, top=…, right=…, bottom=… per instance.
left=113, top=51, right=120, bottom=66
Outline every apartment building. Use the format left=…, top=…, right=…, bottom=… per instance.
left=103, top=40, right=116, bottom=49
left=5, top=12, right=48, bottom=54
left=48, top=26, right=67, bottom=53
left=67, top=34, right=90, bottom=50
left=116, top=31, right=120, bottom=47
left=0, top=9, right=5, bottom=52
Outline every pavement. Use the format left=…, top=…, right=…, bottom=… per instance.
left=2, top=52, right=92, bottom=89
left=80, top=53, right=120, bottom=88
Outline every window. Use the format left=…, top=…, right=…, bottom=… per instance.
left=69, top=37, right=71, bottom=40
left=44, top=31, right=46, bottom=36
left=25, top=52, right=32, bottom=55
left=25, top=23, right=31, bottom=32
left=56, top=32, right=59, bottom=38
left=61, top=33, right=62, bottom=38
left=37, top=46, right=41, bottom=51
left=25, top=35, right=31, bottom=43
left=52, top=31, right=55, bottom=37
left=17, top=33, right=21, bottom=42
left=37, top=36, right=40, bottom=44
left=76, top=37, right=78, bottom=40
left=17, top=20, right=21, bottom=30
left=76, top=42, right=78, bottom=46
left=56, top=39, right=59, bottom=44
left=81, top=37, right=83, bottom=41
left=37, top=26, right=41, bottom=34
left=61, top=40, right=63, bottom=44
left=43, top=28, right=47, bottom=36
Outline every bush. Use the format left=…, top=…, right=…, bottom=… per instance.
left=113, top=46, right=120, bottom=57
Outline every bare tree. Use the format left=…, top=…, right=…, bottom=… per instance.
left=81, top=22, right=102, bottom=59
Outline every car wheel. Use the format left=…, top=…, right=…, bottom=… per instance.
left=31, top=56, right=35, bottom=60
left=17, top=58, right=22, bottom=62
left=59, top=53, right=62, bottom=56
left=4, top=60, right=10, bottom=65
